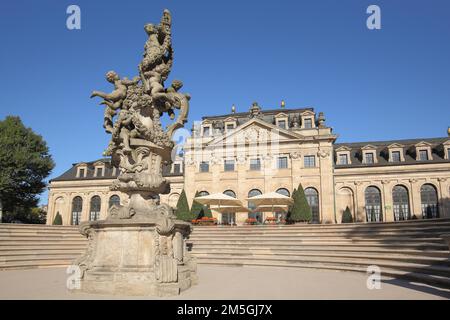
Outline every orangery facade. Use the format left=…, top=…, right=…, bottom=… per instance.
left=46, top=103, right=450, bottom=226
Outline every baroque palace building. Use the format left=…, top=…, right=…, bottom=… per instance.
left=46, top=103, right=450, bottom=226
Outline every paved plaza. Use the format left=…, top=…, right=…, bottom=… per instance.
left=0, top=265, right=448, bottom=300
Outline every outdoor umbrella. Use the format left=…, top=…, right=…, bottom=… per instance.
left=211, top=205, right=251, bottom=213
left=193, top=193, right=243, bottom=209
left=252, top=205, right=288, bottom=213
left=246, top=192, right=293, bottom=218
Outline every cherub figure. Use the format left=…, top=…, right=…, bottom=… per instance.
left=90, top=71, right=139, bottom=133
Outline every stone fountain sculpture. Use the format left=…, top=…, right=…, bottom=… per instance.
left=72, top=9, right=197, bottom=296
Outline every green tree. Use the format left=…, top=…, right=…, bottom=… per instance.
left=175, top=189, right=192, bottom=221
left=0, top=116, right=55, bottom=223
left=52, top=211, right=63, bottom=225
left=190, top=191, right=212, bottom=219
left=341, top=206, right=353, bottom=223
left=288, top=183, right=312, bottom=223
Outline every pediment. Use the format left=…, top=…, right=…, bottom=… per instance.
left=414, top=141, right=433, bottom=147
left=223, top=117, right=237, bottom=123
left=300, top=110, right=315, bottom=116
left=76, top=162, right=88, bottom=167
left=335, top=146, right=352, bottom=152
left=93, top=161, right=106, bottom=167
left=207, top=118, right=303, bottom=147
left=387, top=143, right=405, bottom=149
left=274, top=112, right=288, bottom=118
left=442, top=140, right=450, bottom=146
left=361, top=144, right=377, bottom=150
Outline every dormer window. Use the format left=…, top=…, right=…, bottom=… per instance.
left=173, top=163, right=181, bottom=174
left=414, top=141, right=433, bottom=161
left=365, top=153, right=374, bottom=164
left=277, top=120, right=286, bottom=129
left=202, top=126, right=211, bottom=137
left=387, top=143, right=405, bottom=163
left=447, top=148, right=450, bottom=160
left=361, top=145, right=378, bottom=164
left=335, top=146, right=352, bottom=165
left=391, top=151, right=401, bottom=163
left=304, top=118, right=313, bottom=129
left=226, top=123, right=235, bottom=133
left=300, top=110, right=316, bottom=129
left=76, top=164, right=88, bottom=178
left=275, top=113, right=288, bottom=130
left=418, top=150, right=429, bottom=161
left=338, top=154, right=349, bottom=165
left=95, top=167, right=103, bottom=177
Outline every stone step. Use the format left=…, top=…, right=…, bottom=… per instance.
left=0, top=240, right=87, bottom=246
left=190, top=230, right=450, bottom=237
left=0, top=249, right=84, bottom=256
left=191, top=250, right=450, bottom=266
left=194, top=255, right=450, bottom=278
left=189, top=235, right=446, bottom=241
left=195, top=260, right=450, bottom=289
left=0, top=260, right=75, bottom=270
left=191, top=246, right=450, bottom=257
left=189, top=241, right=448, bottom=250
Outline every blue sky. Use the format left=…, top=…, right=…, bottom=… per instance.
left=1, top=0, right=449, bottom=204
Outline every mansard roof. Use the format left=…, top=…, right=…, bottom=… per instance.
left=334, top=137, right=450, bottom=168
left=51, top=158, right=182, bottom=182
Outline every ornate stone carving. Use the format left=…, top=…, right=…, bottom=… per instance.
left=290, top=152, right=300, bottom=159
left=73, top=10, right=196, bottom=297
left=317, top=149, right=329, bottom=158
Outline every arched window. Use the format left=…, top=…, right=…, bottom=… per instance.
left=248, top=189, right=263, bottom=223
left=90, top=196, right=101, bottom=221
left=198, top=191, right=209, bottom=197
left=71, top=196, right=83, bottom=225
left=421, top=184, right=439, bottom=219
left=392, top=185, right=410, bottom=221
left=304, top=188, right=320, bottom=223
left=365, top=186, right=382, bottom=222
left=109, top=195, right=120, bottom=208
left=223, top=190, right=236, bottom=198
left=276, top=188, right=290, bottom=197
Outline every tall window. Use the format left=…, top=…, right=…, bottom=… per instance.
left=203, top=126, right=210, bottom=136
left=305, top=188, right=319, bottom=223
left=277, top=156, right=288, bottom=169
left=96, top=167, right=103, bottom=177
left=338, top=154, right=348, bottom=165
left=391, top=151, right=401, bottom=163
left=71, top=196, right=83, bottom=225
left=224, top=160, right=235, bottom=171
left=199, top=161, right=209, bottom=173
left=223, top=190, right=236, bottom=198
left=419, top=150, right=429, bottom=161
left=276, top=188, right=290, bottom=197
left=109, top=195, right=120, bottom=208
left=447, top=148, right=450, bottom=160
left=277, top=120, right=286, bottom=129
left=365, top=153, right=374, bottom=164
left=250, top=158, right=261, bottom=171
left=198, top=191, right=209, bottom=197
left=304, top=118, right=312, bottom=129
left=304, top=155, right=315, bottom=168
left=90, top=196, right=101, bottom=221
left=392, top=185, right=409, bottom=221
left=248, top=189, right=263, bottom=223
left=421, top=184, right=439, bottom=219
left=173, top=163, right=181, bottom=174
left=365, top=186, right=382, bottom=222
left=79, top=168, right=85, bottom=178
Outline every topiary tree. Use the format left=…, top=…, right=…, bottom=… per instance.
left=288, top=183, right=312, bottom=223
left=175, top=189, right=192, bottom=221
left=191, top=191, right=211, bottom=219
left=53, top=212, right=63, bottom=225
left=341, top=206, right=353, bottom=223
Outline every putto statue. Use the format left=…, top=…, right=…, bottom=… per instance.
left=74, top=10, right=196, bottom=297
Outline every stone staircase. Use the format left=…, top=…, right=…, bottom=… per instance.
left=0, top=219, right=449, bottom=289
left=188, top=219, right=450, bottom=289
left=0, top=224, right=87, bottom=269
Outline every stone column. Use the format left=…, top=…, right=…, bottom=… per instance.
left=438, top=178, right=448, bottom=218
left=318, top=147, right=335, bottom=223
left=409, top=179, right=422, bottom=219
left=382, top=180, right=394, bottom=222
left=354, top=181, right=364, bottom=222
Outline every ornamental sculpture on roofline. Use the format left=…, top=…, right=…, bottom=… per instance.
left=73, top=10, right=197, bottom=297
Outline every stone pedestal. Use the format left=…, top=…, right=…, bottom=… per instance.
left=72, top=214, right=197, bottom=297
